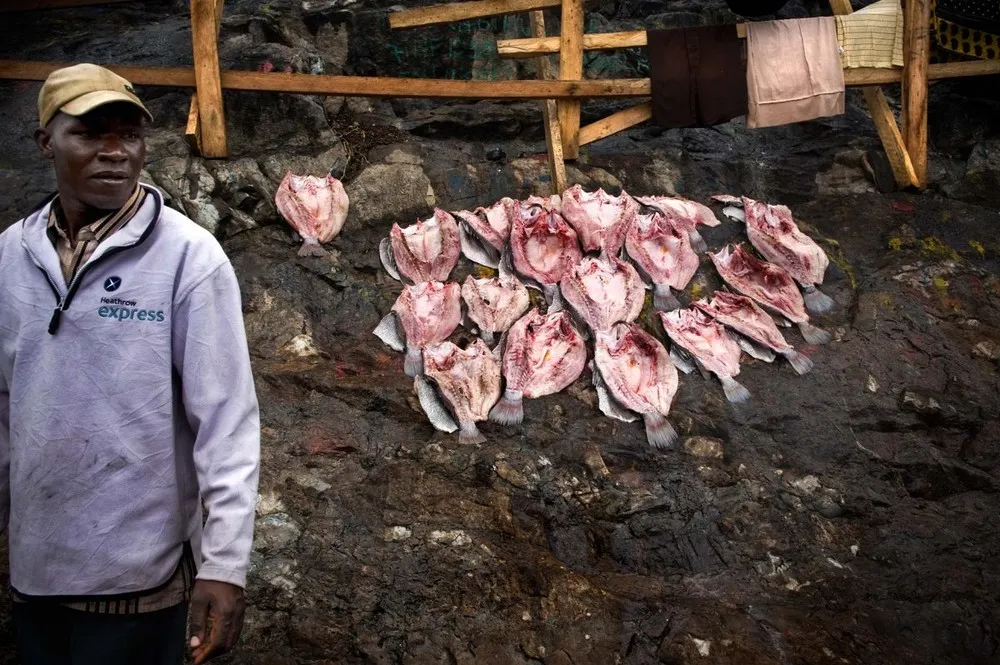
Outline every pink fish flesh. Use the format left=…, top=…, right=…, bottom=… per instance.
left=594, top=322, right=679, bottom=449
left=625, top=209, right=700, bottom=311
left=658, top=307, right=751, bottom=403
left=388, top=208, right=461, bottom=283
left=274, top=172, right=350, bottom=257
left=490, top=308, right=587, bottom=425
left=693, top=291, right=813, bottom=375
left=390, top=280, right=462, bottom=376
left=453, top=197, right=515, bottom=254
left=525, top=194, right=562, bottom=211
left=710, top=244, right=830, bottom=345
left=424, top=339, right=501, bottom=444
left=560, top=185, right=637, bottom=257
left=461, top=274, right=530, bottom=346
left=559, top=255, right=645, bottom=332
left=636, top=195, right=720, bottom=253
left=510, top=202, right=582, bottom=299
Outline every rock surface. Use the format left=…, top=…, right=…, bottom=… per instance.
left=1, top=2, right=999, bottom=665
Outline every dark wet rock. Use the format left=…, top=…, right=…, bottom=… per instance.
left=146, top=157, right=221, bottom=233
left=683, top=436, right=725, bottom=459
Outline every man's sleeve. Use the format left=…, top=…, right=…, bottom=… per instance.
left=173, top=260, right=260, bottom=588
left=0, top=371, right=10, bottom=534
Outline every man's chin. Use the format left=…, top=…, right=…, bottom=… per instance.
left=82, top=184, right=137, bottom=212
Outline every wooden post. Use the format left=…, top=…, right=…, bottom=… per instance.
left=190, top=0, right=227, bottom=158
left=557, top=0, right=583, bottom=159
left=902, top=0, right=930, bottom=188
left=530, top=10, right=567, bottom=194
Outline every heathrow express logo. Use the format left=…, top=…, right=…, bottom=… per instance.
left=104, top=276, right=122, bottom=292
left=95, top=276, right=166, bottom=323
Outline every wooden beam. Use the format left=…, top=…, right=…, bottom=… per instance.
left=185, top=0, right=226, bottom=155
left=902, top=0, right=930, bottom=188
left=558, top=0, right=584, bottom=159
left=529, top=10, right=567, bottom=195
left=0, top=0, right=134, bottom=11
left=499, top=30, right=647, bottom=58
left=190, top=0, right=227, bottom=158
left=578, top=101, right=651, bottom=146
left=388, top=0, right=559, bottom=29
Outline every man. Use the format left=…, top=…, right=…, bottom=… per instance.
left=0, top=63, right=260, bottom=664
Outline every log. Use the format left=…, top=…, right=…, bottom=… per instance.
left=388, top=0, right=559, bottom=29
left=190, top=0, right=227, bottom=157
left=498, top=31, right=647, bottom=58
left=558, top=0, right=584, bottom=159
left=529, top=10, right=567, bottom=194
left=185, top=0, right=225, bottom=155
left=578, top=101, right=651, bottom=146
left=902, top=0, right=931, bottom=188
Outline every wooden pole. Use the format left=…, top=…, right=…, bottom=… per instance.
left=190, top=0, right=227, bottom=158
left=902, top=0, right=931, bottom=188
left=578, top=101, right=651, bottom=146
left=529, top=10, right=567, bottom=195
left=186, top=0, right=225, bottom=155
left=558, top=0, right=584, bottom=159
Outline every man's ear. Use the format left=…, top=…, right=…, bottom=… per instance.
left=35, top=127, right=53, bottom=159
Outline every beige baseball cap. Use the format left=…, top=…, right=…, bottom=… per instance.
left=38, top=63, right=153, bottom=128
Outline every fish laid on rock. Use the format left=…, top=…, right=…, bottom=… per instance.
left=713, top=195, right=833, bottom=313
left=381, top=208, right=461, bottom=283
left=509, top=201, right=582, bottom=304
left=422, top=339, right=501, bottom=445
left=625, top=208, right=700, bottom=311
left=593, top=322, right=679, bottom=449
left=373, top=280, right=461, bottom=377
left=710, top=244, right=831, bottom=346
left=490, top=308, right=587, bottom=425
left=635, top=195, right=720, bottom=254
left=275, top=172, right=350, bottom=257
left=560, top=256, right=645, bottom=332
left=693, top=291, right=813, bottom=375
left=461, top=274, right=530, bottom=346
left=525, top=194, right=562, bottom=211
left=454, top=197, right=515, bottom=268
left=658, top=307, right=751, bottom=403
left=561, top=185, right=638, bottom=257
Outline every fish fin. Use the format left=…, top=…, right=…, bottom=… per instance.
left=562, top=300, right=591, bottom=341
left=772, top=314, right=793, bottom=328
left=802, top=285, right=835, bottom=314
left=733, top=333, right=776, bottom=362
left=299, top=238, right=329, bottom=257
left=379, top=237, right=402, bottom=282
left=373, top=312, right=405, bottom=352
left=669, top=346, right=696, bottom=374
left=458, top=421, right=487, bottom=445
left=459, top=220, right=500, bottom=269
left=781, top=348, right=814, bottom=375
left=695, top=359, right=713, bottom=382
left=404, top=346, right=424, bottom=377
left=489, top=389, right=524, bottom=426
left=542, top=283, right=560, bottom=308
left=480, top=328, right=495, bottom=347
left=496, top=329, right=510, bottom=357
left=798, top=322, right=832, bottom=345
left=643, top=412, right=678, bottom=450
left=593, top=365, right=639, bottom=423
left=499, top=242, right=519, bottom=283
left=720, top=376, right=751, bottom=404
left=688, top=229, right=708, bottom=254
left=653, top=284, right=681, bottom=312
left=415, top=376, right=458, bottom=433
left=721, top=206, right=746, bottom=223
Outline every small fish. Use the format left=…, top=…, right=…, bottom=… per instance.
left=375, top=281, right=462, bottom=377
left=561, top=185, right=638, bottom=258
left=659, top=307, right=751, bottom=404
left=387, top=208, right=461, bottom=283
left=461, top=273, right=530, bottom=347
left=625, top=207, right=700, bottom=311
left=559, top=255, right=645, bottom=333
left=424, top=339, right=501, bottom=444
left=274, top=172, right=349, bottom=257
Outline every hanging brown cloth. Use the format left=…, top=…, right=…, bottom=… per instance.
left=647, top=25, right=748, bottom=129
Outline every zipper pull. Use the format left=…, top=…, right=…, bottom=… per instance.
left=48, top=306, right=63, bottom=335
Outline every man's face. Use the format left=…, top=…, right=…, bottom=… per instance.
left=35, top=102, right=147, bottom=212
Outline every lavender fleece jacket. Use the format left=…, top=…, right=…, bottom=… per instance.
left=0, top=184, right=260, bottom=597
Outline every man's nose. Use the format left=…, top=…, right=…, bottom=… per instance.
left=97, top=135, right=128, bottom=160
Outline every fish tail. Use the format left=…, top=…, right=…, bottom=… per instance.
left=781, top=348, right=814, bottom=375
left=721, top=376, right=751, bottom=404
left=489, top=389, right=524, bottom=426
left=643, top=412, right=678, bottom=449
left=404, top=346, right=424, bottom=377
left=458, top=421, right=487, bottom=445
left=653, top=284, right=681, bottom=312
left=298, top=239, right=328, bottom=257
left=688, top=229, right=708, bottom=254
left=798, top=322, right=832, bottom=345
left=802, top=286, right=835, bottom=314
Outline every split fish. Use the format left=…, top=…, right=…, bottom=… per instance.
left=372, top=280, right=462, bottom=377
left=559, top=255, right=645, bottom=332
left=423, top=339, right=501, bottom=445
left=461, top=273, right=530, bottom=347
left=625, top=207, right=700, bottom=311
left=561, top=185, right=638, bottom=258
left=274, top=172, right=349, bottom=257
left=453, top=197, right=515, bottom=268
left=634, top=195, right=721, bottom=254
left=658, top=307, right=751, bottom=403
left=381, top=208, right=461, bottom=283
left=509, top=200, right=582, bottom=304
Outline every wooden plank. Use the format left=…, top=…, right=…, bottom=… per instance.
left=529, top=10, right=566, bottom=194
left=499, top=30, right=647, bottom=58
left=185, top=0, right=226, bottom=154
left=902, top=0, right=930, bottom=188
left=558, top=0, right=584, bottom=159
left=190, top=0, right=228, bottom=157
left=578, top=101, right=651, bottom=146
left=3, top=59, right=997, bottom=97
left=388, top=0, right=559, bottom=29
left=0, top=0, right=134, bottom=11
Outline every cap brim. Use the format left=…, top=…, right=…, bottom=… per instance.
left=59, top=90, right=153, bottom=124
